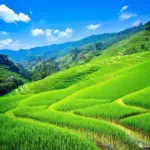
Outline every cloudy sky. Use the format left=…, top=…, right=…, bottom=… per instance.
left=0, top=0, right=150, bottom=50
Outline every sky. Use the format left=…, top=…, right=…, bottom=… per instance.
left=0, top=0, right=150, bottom=50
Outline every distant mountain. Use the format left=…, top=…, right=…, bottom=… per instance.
left=0, top=25, right=144, bottom=66
left=0, top=33, right=116, bottom=62
left=55, top=25, right=145, bottom=69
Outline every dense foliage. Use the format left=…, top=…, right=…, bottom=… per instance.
left=0, top=55, right=29, bottom=95
left=145, top=21, right=150, bottom=30
left=31, top=57, right=60, bottom=81
left=0, top=54, right=19, bottom=72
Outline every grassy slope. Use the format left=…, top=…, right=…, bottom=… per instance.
left=1, top=30, right=150, bottom=150
left=102, top=30, right=150, bottom=56
left=123, top=87, right=150, bottom=109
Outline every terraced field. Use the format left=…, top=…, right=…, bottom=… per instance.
left=1, top=51, right=150, bottom=150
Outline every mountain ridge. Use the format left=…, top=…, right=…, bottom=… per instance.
left=0, top=25, right=144, bottom=63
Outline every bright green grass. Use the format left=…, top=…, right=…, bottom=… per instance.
left=0, top=95, right=31, bottom=113
left=120, top=113, right=150, bottom=136
left=54, top=98, right=111, bottom=111
left=123, top=87, right=150, bottom=109
left=1, top=51, right=150, bottom=150
left=74, top=100, right=146, bottom=120
left=53, top=61, right=150, bottom=111
left=0, top=114, right=98, bottom=150
left=13, top=106, right=136, bottom=146
left=9, top=51, right=150, bottom=96
left=75, top=61, right=150, bottom=100
left=24, top=90, right=69, bottom=106
left=10, top=65, right=99, bottom=95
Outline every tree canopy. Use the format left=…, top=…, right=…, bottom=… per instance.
left=145, top=21, right=150, bottom=30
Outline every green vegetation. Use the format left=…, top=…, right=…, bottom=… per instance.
left=74, top=99, right=146, bottom=120
left=13, top=107, right=134, bottom=146
left=145, top=21, right=150, bottom=30
left=121, top=113, right=150, bottom=135
left=123, top=87, right=150, bottom=109
left=102, top=30, right=150, bottom=56
left=31, top=57, right=60, bottom=81
left=0, top=95, right=30, bottom=113
left=1, top=27, right=150, bottom=150
left=0, top=54, right=30, bottom=95
left=0, top=115, right=98, bottom=150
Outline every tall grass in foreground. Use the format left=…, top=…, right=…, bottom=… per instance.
left=0, top=95, right=30, bottom=113
left=120, top=113, right=150, bottom=136
left=13, top=106, right=137, bottom=148
left=0, top=114, right=98, bottom=150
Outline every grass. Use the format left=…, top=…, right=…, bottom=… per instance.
left=123, top=87, right=150, bottom=109
left=9, top=51, right=150, bottom=96
left=1, top=48, right=150, bottom=149
left=74, top=99, right=146, bottom=120
left=120, top=113, right=150, bottom=136
left=10, top=65, right=99, bottom=95
left=0, top=114, right=98, bottom=150
left=13, top=106, right=135, bottom=146
left=53, top=61, right=150, bottom=111
left=0, top=95, right=30, bottom=113
left=74, top=61, right=150, bottom=100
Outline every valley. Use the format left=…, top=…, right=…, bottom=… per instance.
left=0, top=21, right=150, bottom=150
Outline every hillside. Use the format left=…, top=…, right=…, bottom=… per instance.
left=0, top=25, right=144, bottom=64
left=56, top=25, right=146, bottom=69
left=1, top=48, right=150, bottom=150
left=1, top=24, right=150, bottom=150
left=0, top=54, right=29, bottom=95
left=1, top=0, right=150, bottom=149
left=102, top=30, right=150, bottom=56
left=0, top=33, right=116, bottom=62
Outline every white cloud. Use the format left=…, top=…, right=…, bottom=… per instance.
left=58, top=28, right=73, bottom=37
left=54, top=29, right=59, bottom=34
left=31, top=29, right=44, bottom=36
left=132, top=20, right=141, bottom=26
left=0, top=31, right=8, bottom=35
left=120, top=6, right=128, bottom=12
left=0, top=38, right=13, bottom=48
left=0, top=38, right=34, bottom=50
left=0, top=4, right=30, bottom=23
left=87, top=24, right=101, bottom=30
left=120, top=13, right=137, bottom=20
left=45, top=29, right=57, bottom=42
left=31, top=28, right=73, bottom=42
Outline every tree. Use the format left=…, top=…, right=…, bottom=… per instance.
left=145, top=21, right=150, bottom=30
left=124, top=47, right=137, bottom=55
left=16, top=63, right=32, bottom=80
left=71, top=48, right=79, bottom=62
left=31, top=58, right=60, bottom=81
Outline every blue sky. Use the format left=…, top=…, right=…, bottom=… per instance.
left=0, top=0, right=150, bottom=50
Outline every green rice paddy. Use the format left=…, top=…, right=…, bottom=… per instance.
left=1, top=50, right=150, bottom=150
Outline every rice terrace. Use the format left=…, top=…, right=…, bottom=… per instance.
left=0, top=1, right=150, bottom=150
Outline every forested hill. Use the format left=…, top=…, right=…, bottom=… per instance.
left=0, top=54, right=30, bottom=95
